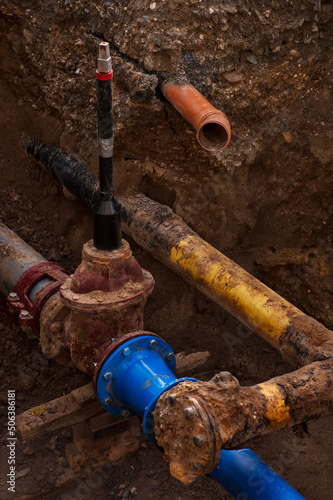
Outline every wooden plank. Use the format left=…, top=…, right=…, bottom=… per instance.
left=67, top=428, right=140, bottom=472
left=72, top=417, right=140, bottom=454
left=175, top=351, right=210, bottom=377
left=16, top=350, right=211, bottom=441
left=17, top=389, right=102, bottom=442
left=89, top=411, right=125, bottom=433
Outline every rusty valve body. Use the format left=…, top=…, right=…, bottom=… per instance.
left=154, top=361, right=333, bottom=484
left=40, top=239, right=154, bottom=375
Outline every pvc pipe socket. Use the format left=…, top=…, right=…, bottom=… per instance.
left=161, top=82, right=231, bottom=152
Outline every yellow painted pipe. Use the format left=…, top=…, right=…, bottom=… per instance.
left=24, top=139, right=333, bottom=367
left=169, top=235, right=333, bottom=366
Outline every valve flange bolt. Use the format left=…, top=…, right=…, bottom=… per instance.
left=103, top=372, right=113, bottom=381
left=167, top=395, right=176, bottom=406
left=149, top=339, right=157, bottom=349
left=122, top=347, right=131, bottom=357
left=183, top=407, right=195, bottom=419
left=121, top=408, right=130, bottom=417
left=60, top=285, right=67, bottom=290
left=103, top=397, right=112, bottom=405
left=72, top=295, right=79, bottom=301
left=166, top=351, right=175, bottom=361
left=20, top=310, right=30, bottom=318
left=193, top=435, right=206, bottom=447
left=8, top=292, right=18, bottom=300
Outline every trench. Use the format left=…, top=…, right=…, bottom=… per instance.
left=0, top=1, right=333, bottom=499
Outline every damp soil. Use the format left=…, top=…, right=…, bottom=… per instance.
left=0, top=1, right=332, bottom=499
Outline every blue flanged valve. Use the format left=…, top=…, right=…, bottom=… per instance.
left=93, top=331, right=196, bottom=441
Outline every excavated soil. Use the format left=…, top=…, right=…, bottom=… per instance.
left=0, top=1, right=332, bottom=499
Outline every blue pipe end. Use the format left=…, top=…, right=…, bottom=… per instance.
left=210, top=449, right=306, bottom=500
left=96, top=334, right=196, bottom=441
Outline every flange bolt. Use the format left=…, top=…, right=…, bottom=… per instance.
left=167, top=395, right=176, bottom=406
left=149, top=339, right=157, bottom=349
left=122, top=347, right=131, bottom=357
left=193, top=435, right=205, bottom=447
left=121, top=408, right=130, bottom=417
left=165, top=351, right=175, bottom=361
left=103, top=372, right=113, bottom=381
left=8, top=292, right=18, bottom=300
left=103, top=397, right=112, bottom=406
left=183, top=407, right=195, bottom=419
left=20, top=310, right=30, bottom=318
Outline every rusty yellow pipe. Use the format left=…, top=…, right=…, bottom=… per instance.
left=169, top=235, right=333, bottom=366
left=24, top=141, right=333, bottom=366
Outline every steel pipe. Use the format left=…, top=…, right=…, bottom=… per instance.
left=0, top=222, right=48, bottom=300
left=161, top=82, right=231, bottom=152
left=211, top=449, right=305, bottom=500
left=23, top=140, right=333, bottom=368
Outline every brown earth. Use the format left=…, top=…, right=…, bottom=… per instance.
left=0, top=0, right=332, bottom=499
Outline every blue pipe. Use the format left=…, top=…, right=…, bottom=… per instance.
left=97, top=335, right=306, bottom=500
left=0, top=222, right=50, bottom=302
left=211, top=449, right=305, bottom=500
left=96, top=334, right=195, bottom=440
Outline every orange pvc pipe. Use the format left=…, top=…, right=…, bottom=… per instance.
left=161, top=82, right=231, bottom=152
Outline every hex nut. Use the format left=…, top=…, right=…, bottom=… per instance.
left=183, top=407, right=195, bottom=419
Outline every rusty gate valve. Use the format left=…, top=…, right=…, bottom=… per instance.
left=154, top=371, right=244, bottom=484
left=59, top=238, right=154, bottom=375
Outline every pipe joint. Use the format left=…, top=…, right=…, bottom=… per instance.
left=7, top=261, right=69, bottom=334
left=154, top=361, right=333, bottom=484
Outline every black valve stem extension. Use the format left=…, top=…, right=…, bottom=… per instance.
left=93, top=42, right=122, bottom=250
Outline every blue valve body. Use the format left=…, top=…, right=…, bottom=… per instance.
left=96, top=334, right=195, bottom=440
left=96, top=334, right=306, bottom=499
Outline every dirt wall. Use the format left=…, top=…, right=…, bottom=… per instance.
left=0, top=1, right=332, bottom=499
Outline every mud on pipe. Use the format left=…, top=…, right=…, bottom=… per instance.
left=154, top=360, right=333, bottom=483
left=23, top=140, right=333, bottom=367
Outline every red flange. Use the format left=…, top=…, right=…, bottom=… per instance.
left=7, top=262, right=70, bottom=333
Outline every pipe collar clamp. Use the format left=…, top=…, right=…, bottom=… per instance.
left=7, top=262, right=70, bottom=333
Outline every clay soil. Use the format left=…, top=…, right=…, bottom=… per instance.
left=0, top=1, right=332, bottom=499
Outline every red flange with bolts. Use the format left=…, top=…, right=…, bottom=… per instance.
left=7, top=262, right=70, bottom=333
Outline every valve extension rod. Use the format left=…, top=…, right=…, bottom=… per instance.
left=94, top=42, right=122, bottom=250
left=94, top=332, right=305, bottom=500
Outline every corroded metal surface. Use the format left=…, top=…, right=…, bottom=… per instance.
left=25, top=142, right=333, bottom=366
left=60, top=239, right=154, bottom=375
left=0, top=222, right=46, bottom=296
left=154, top=361, right=333, bottom=484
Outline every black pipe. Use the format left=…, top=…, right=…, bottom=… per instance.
left=93, top=42, right=122, bottom=251
left=23, top=139, right=99, bottom=208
